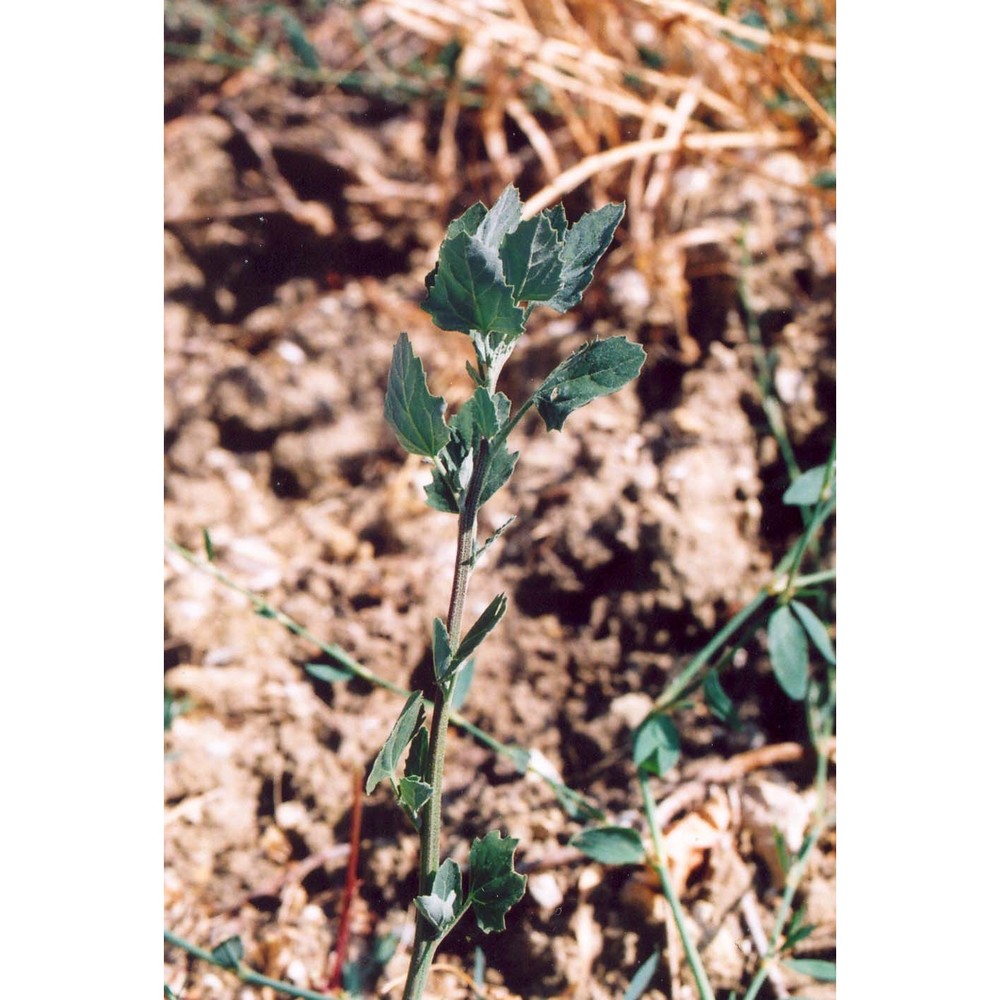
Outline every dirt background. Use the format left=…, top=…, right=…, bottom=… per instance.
left=164, top=3, right=836, bottom=997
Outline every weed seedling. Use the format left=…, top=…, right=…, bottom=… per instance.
left=369, top=184, right=644, bottom=998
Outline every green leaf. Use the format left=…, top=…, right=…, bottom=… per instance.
left=422, top=231, right=526, bottom=336
left=768, top=605, right=810, bottom=700
left=468, top=831, right=526, bottom=933
left=210, top=936, right=244, bottom=970
left=811, top=169, right=836, bottom=189
left=453, top=593, right=507, bottom=669
left=500, top=213, right=563, bottom=302
left=704, top=668, right=741, bottom=729
left=384, top=333, right=450, bottom=457
left=570, top=826, right=646, bottom=865
left=305, top=662, right=353, bottom=684
left=398, top=775, right=433, bottom=818
left=202, top=527, right=215, bottom=563
left=365, top=690, right=425, bottom=794
left=471, top=515, right=516, bottom=567
left=446, top=201, right=488, bottom=239
left=279, top=10, right=320, bottom=71
left=790, top=600, right=836, bottom=664
left=479, top=438, right=519, bottom=508
left=544, top=202, right=625, bottom=313
left=405, top=726, right=429, bottom=782
left=475, top=184, right=523, bottom=252
left=451, top=657, right=476, bottom=712
left=533, top=337, right=646, bottom=431
left=633, top=713, right=680, bottom=777
left=415, top=857, right=464, bottom=936
left=623, top=952, right=659, bottom=1000
left=542, top=203, right=568, bottom=240
left=783, top=465, right=833, bottom=505
left=424, top=433, right=473, bottom=514
left=782, top=958, right=836, bottom=982
left=432, top=617, right=452, bottom=684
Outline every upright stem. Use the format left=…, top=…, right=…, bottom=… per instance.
left=402, top=441, right=489, bottom=1000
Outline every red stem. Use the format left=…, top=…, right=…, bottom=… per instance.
left=327, top=767, right=364, bottom=991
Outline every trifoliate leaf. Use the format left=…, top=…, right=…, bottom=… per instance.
left=768, top=605, right=809, bottom=700
left=384, top=333, right=450, bottom=457
left=476, top=184, right=523, bottom=252
left=453, top=594, right=507, bottom=669
left=305, top=662, right=354, bottom=684
left=623, top=952, right=660, bottom=1000
left=544, top=202, right=625, bottom=313
left=783, top=465, right=834, bottom=506
left=210, top=936, right=244, bottom=970
left=790, top=600, right=836, bottom=665
left=570, top=826, right=646, bottom=865
left=422, top=231, right=525, bottom=336
left=468, top=831, right=526, bottom=933
left=365, top=690, right=425, bottom=794
left=781, top=958, right=836, bottom=982
left=500, top=213, right=563, bottom=302
left=704, top=668, right=741, bottom=729
left=533, top=337, right=646, bottom=431
left=632, top=713, right=680, bottom=777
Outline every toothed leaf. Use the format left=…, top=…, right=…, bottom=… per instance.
left=500, top=213, right=563, bottom=302
left=476, top=184, right=523, bottom=252
left=384, top=333, right=450, bottom=457
left=533, top=336, right=646, bottom=431
left=468, top=831, right=526, bottom=933
left=544, top=201, right=625, bottom=313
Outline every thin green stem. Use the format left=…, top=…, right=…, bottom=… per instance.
left=164, top=930, right=336, bottom=1000
left=165, top=540, right=604, bottom=817
left=639, top=776, right=714, bottom=1000
left=403, top=442, right=490, bottom=1000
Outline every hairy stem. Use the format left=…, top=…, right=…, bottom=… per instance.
left=403, top=441, right=489, bottom=1000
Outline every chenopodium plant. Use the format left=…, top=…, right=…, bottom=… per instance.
left=367, top=184, right=645, bottom=999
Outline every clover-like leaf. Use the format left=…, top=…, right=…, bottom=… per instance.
left=210, top=936, right=244, bottom=970
left=768, top=604, right=809, bottom=700
left=544, top=201, right=625, bottom=313
left=365, top=690, right=425, bottom=794
left=384, top=333, right=450, bottom=457
left=468, top=831, right=526, bottom=933
left=632, top=713, right=680, bottom=777
left=783, top=464, right=834, bottom=506
left=453, top=593, right=507, bottom=670
left=422, top=231, right=525, bottom=336
left=790, top=600, right=836, bottom=665
left=570, top=826, right=646, bottom=865
left=534, top=336, right=646, bottom=431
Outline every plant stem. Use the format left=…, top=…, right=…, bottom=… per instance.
left=164, top=930, right=336, bottom=1000
left=402, top=442, right=490, bottom=1000
left=639, top=776, right=714, bottom=1000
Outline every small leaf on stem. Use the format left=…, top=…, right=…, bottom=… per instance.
left=365, top=690, right=425, bottom=794
left=384, top=333, right=450, bottom=457
left=543, top=201, right=625, bottom=313
left=570, top=826, right=646, bottom=865
left=468, top=831, right=526, bottom=933
left=768, top=605, right=810, bottom=700
left=453, top=593, right=508, bottom=670
left=783, top=464, right=834, bottom=506
left=632, top=713, right=680, bottom=777
left=210, top=936, right=244, bottom=970
left=791, top=600, right=836, bottom=664
left=534, top=337, right=646, bottom=431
